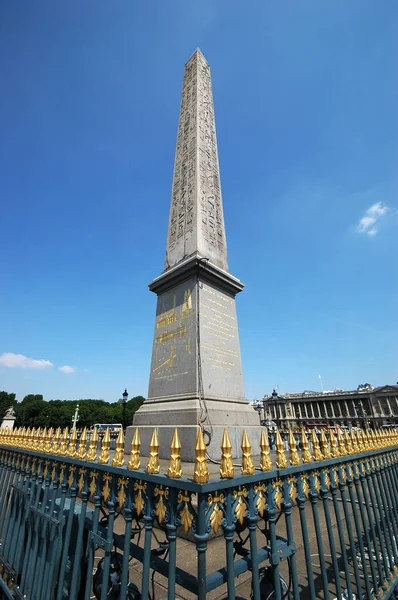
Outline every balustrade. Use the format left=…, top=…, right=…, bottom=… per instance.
left=0, top=426, right=397, bottom=599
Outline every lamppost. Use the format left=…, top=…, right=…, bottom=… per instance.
left=254, top=402, right=263, bottom=424
left=122, top=389, right=128, bottom=430
left=262, top=389, right=284, bottom=432
left=272, top=389, right=280, bottom=430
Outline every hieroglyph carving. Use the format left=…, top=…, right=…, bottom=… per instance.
left=166, top=50, right=228, bottom=271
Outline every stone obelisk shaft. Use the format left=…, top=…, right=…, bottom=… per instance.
left=165, top=49, right=228, bottom=271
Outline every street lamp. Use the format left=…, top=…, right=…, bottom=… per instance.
left=261, top=389, right=284, bottom=432
left=271, top=389, right=280, bottom=430
left=122, top=389, right=128, bottom=430
left=254, top=403, right=263, bottom=424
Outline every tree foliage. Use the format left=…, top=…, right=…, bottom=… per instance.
left=2, top=393, right=145, bottom=429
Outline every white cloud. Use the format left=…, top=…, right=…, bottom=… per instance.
left=367, top=202, right=389, bottom=218
left=356, top=202, right=390, bottom=236
left=58, top=365, right=76, bottom=374
left=0, top=352, right=53, bottom=369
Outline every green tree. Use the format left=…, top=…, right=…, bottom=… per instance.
left=125, top=396, right=145, bottom=425
left=12, top=393, right=146, bottom=429
left=15, top=395, right=48, bottom=427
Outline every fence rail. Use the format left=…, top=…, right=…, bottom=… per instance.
left=0, top=426, right=397, bottom=599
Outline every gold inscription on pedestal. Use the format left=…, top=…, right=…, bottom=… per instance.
left=200, top=284, right=240, bottom=372
left=152, top=287, right=194, bottom=380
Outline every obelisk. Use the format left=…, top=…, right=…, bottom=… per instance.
left=127, top=49, right=261, bottom=461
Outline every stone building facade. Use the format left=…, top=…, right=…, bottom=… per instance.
left=254, top=385, right=398, bottom=430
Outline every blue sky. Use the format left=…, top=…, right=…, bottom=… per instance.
left=1, top=1, right=397, bottom=402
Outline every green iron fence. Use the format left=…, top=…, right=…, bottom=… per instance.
left=0, top=426, right=397, bottom=599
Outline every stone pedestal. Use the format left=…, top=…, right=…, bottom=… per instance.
left=1, top=415, right=16, bottom=430
left=126, top=257, right=262, bottom=461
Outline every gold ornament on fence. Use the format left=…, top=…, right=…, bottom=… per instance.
left=259, top=429, right=273, bottom=471
left=193, top=428, right=209, bottom=484
left=241, top=430, right=255, bottom=475
left=112, top=428, right=125, bottom=467
left=360, top=429, right=368, bottom=451
left=58, top=428, right=69, bottom=456
left=356, top=429, right=364, bottom=452
left=66, top=428, right=78, bottom=458
left=19, top=428, right=25, bottom=450
left=220, top=428, right=234, bottom=479
left=329, top=430, right=340, bottom=458
left=53, top=428, right=61, bottom=454
left=336, top=429, right=346, bottom=456
left=127, top=428, right=140, bottom=470
left=168, top=428, right=182, bottom=478
left=350, top=430, right=359, bottom=454
left=77, top=427, right=88, bottom=460
left=13, top=428, right=19, bottom=449
left=33, top=428, right=41, bottom=452
left=300, top=429, right=312, bottom=463
left=24, top=427, right=30, bottom=449
left=86, top=427, right=98, bottom=462
left=44, top=428, right=53, bottom=454
left=320, top=430, right=332, bottom=459
left=12, top=428, right=17, bottom=447
left=311, top=430, right=323, bottom=462
left=288, top=430, right=301, bottom=466
left=146, top=428, right=160, bottom=474
left=275, top=430, right=288, bottom=469
left=98, top=428, right=111, bottom=465
left=344, top=430, right=353, bottom=454
left=40, top=428, right=48, bottom=453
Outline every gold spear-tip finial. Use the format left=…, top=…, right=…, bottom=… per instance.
left=337, top=428, right=348, bottom=456
left=168, top=428, right=182, bottom=478
left=66, top=428, right=77, bottom=458
left=220, top=428, right=234, bottom=479
left=127, top=428, right=140, bottom=470
left=356, top=429, right=364, bottom=452
left=241, top=429, right=255, bottom=475
left=77, top=427, right=88, bottom=460
left=193, top=427, right=209, bottom=483
left=86, top=426, right=98, bottom=461
left=275, top=430, right=288, bottom=469
left=259, top=428, right=273, bottom=471
left=329, top=430, right=340, bottom=458
left=26, top=427, right=34, bottom=450
left=58, top=428, right=69, bottom=455
left=364, top=428, right=372, bottom=450
left=320, top=430, right=332, bottom=459
left=311, top=430, right=323, bottom=462
left=33, top=427, right=42, bottom=452
left=344, top=429, right=353, bottom=454
left=98, top=427, right=111, bottom=464
left=350, top=429, right=359, bottom=454
left=112, top=427, right=125, bottom=467
left=300, top=429, right=312, bottom=463
left=53, top=427, right=61, bottom=455
left=288, top=430, right=301, bottom=466
left=39, top=428, right=48, bottom=453
left=44, top=428, right=54, bottom=454
left=146, top=428, right=160, bottom=474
